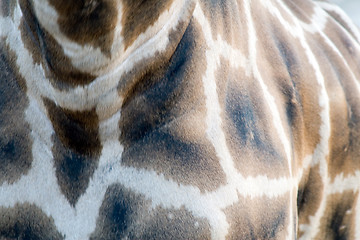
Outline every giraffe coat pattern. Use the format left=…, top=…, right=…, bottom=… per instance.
left=1, top=0, right=360, bottom=239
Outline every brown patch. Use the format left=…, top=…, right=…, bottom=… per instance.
left=43, top=99, right=101, bottom=155
left=298, top=98, right=322, bottom=158
left=214, top=12, right=311, bottom=176
left=198, top=0, right=243, bottom=48
left=307, top=31, right=360, bottom=180
left=139, top=206, right=211, bottom=240
left=218, top=62, right=289, bottom=178
left=323, top=20, right=360, bottom=81
left=0, top=42, right=33, bottom=184
left=224, top=194, right=290, bottom=239
left=38, top=25, right=96, bottom=88
left=117, top=0, right=195, bottom=98
left=326, top=66, right=357, bottom=180
left=90, top=184, right=149, bottom=240
left=51, top=135, right=100, bottom=206
left=18, top=0, right=43, bottom=65
left=316, top=191, right=357, bottom=240
left=18, top=1, right=96, bottom=88
left=0, top=203, right=64, bottom=239
left=282, top=0, right=315, bottom=24
left=0, top=0, right=17, bottom=17
left=254, top=17, right=307, bottom=172
left=43, top=98, right=101, bottom=205
left=119, top=19, right=226, bottom=192
left=118, top=19, right=188, bottom=103
left=297, top=165, right=324, bottom=228
left=298, top=89, right=323, bottom=159
left=91, top=184, right=211, bottom=239
left=253, top=2, right=323, bottom=162
left=121, top=0, right=174, bottom=49
left=48, top=0, right=117, bottom=55
left=120, top=118, right=226, bottom=192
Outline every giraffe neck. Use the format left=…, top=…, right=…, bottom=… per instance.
left=17, top=0, right=197, bottom=161
left=3, top=0, right=360, bottom=239
left=25, top=0, right=196, bottom=87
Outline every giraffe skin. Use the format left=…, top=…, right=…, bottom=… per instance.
left=1, top=0, right=360, bottom=239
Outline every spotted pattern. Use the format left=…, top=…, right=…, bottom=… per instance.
left=18, top=0, right=97, bottom=89
left=0, top=42, right=32, bottom=184
left=90, top=184, right=212, bottom=239
left=43, top=98, right=101, bottom=205
left=224, top=195, right=290, bottom=239
left=0, top=203, right=63, bottom=240
left=48, top=0, right=117, bottom=55
left=1, top=0, right=360, bottom=239
left=119, top=19, right=226, bottom=191
left=318, top=191, right=357, bottom=240
left=121, top=0, right=174, bottom=49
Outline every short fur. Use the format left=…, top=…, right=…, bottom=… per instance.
left=1, top=0, right=360, bottom=239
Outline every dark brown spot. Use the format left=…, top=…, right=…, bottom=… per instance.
left=261, top=20, right=309, bottom=172
left=119, top=19, right=201, bottom=140
left=18, top=0, right=43, bottom=65
left=0, top=42, right=33, bottom=184
left=224, top=77, right=288, bottom=176
left=224, top=194, right=290, bottom=239
left=317, top=191, right=357, bottom=240
left=18, top=0, right=96, bottom=89
left=48, top=0, right=117, bottom=55
left=326, top=65, right=356, bottom=180
left=119, top=19, right=226, bottom=192
left=38, top=25, right=96, bottom=89
left=117, top=16, right=191, bottom=100
left=253, top=5, right=322, bottom=161
left=51, top=135, right=100, bottom=206
left=43, top=98, right=101, bottom=205
left=121, top=0, right=174, bottom=49
left=90, top=184, right=150, bottom=240
left=44, top=99, right=101, bottom=156
left=297, top=165, right=324, bottom=228
left=306, top=30, right=360, bottom=180
left=0, top=203, right=64, bottom=239
left=272, top=33, right=306, bottom=170
left=91, top=184, right=211, bottom=240
left=215, top=56, right=288, bottom=178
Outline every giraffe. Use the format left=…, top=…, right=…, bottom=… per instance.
left=1, top=0, right=360, bottom=239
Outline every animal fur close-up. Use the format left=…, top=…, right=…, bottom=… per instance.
left=1, top=0, right=360, bottom=239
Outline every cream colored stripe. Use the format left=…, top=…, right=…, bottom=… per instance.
left=5, top=0, right=195, bottom=114
left=247, top=0, right=293, bottom=177
left=195, top=1, right=296, bottom=238
left=3, top=1, right=356, bottom=240
left=245, top=1, right=295, bottom=238
left=302, top=1, right=360, bottom=99
left=328, top=171, right=360, bottom=195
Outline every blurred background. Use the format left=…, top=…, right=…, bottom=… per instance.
left=330, top=0, right=360, bottom=26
